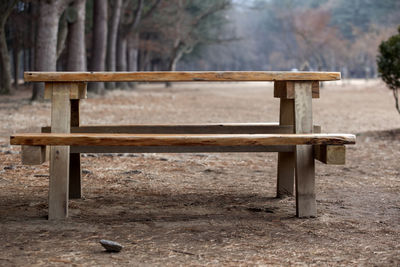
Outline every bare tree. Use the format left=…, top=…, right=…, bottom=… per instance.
left=161, top=0, right=231, bottom=72
left=88, top=0, right=108, bottom=93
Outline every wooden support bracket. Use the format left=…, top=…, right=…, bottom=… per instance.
left=21, top=145, right=46, bottom=165
left=314, top=145, right=346, bottom=165
left=44, top=82, right=87, bottom=100
left=274, top=81, right=319, bottom=99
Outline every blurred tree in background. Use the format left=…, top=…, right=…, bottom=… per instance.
left=377, top=27, right=400, bottom=114
left=0, top=0, right=231, bottom=99
left=0, top=0, right=18, bottom=95
left=0, top=0, right=399, bottom=99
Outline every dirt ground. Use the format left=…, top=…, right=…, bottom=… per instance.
left=0, top=80, right=399, bottom=266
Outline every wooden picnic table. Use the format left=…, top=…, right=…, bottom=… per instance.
left=11, top=71, right=355, bottom=220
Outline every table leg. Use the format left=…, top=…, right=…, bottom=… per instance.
left=294, top=82, right=316, bottom=218
left=69, top=99, right=82, bottom=199
left=277, top=98, right=295, bottom=197
left=49, top=83, right=71, bottom=220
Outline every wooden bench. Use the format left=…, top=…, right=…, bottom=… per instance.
left=11, top=71, right=356, bottom=220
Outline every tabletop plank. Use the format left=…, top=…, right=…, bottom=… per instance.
left=11, top=133, right=356, bottom=146
left=24, top=71, right=341, bottom=82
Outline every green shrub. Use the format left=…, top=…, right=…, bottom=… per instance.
left=377, top=27, right=400, bottom=114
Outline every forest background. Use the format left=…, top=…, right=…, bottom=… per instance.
left=0, top=0, right=399, bottom=100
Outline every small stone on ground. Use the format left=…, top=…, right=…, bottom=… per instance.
left=100, top=240, right=123, bottom=252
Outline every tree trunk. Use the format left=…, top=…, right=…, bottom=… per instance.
left=24, top=48, right=29, bottom=78
left=168, top=55, right=180, bottom=72
left=88, top=0, right=107, bottom=94
left=168, top=41, right=186, bottom=72
left=66, top=0, right=86, bottom=71
left=127, top=33, right=139, bottom=88
left=105, top=0, right=122, bottom=90
left=127, top=34, right=139, bottom=72
left=165, top=47, right=184, bottom=88
left=13, top=43, right=20, bottom=90
left=31, top=0, right=71, bottom=101
left=0, top=26, right=12, bottom=94
left=29, top=2, right=37, bottom=71
left=0, top=0, right=17, bottom=95
left=393, top=88, right=400, bottom=115
left=116, top=35, right=128, bottom=89
left=56, top=13, right=68, bottom=60
left=115, top=0, right=144, bottom=89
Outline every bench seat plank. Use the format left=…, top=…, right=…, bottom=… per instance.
left=11, top=133, right=356, bottom=147
left=24, top=71, right=341, bottom=82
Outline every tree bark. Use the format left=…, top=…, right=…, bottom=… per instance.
left=115, top=0, right=144, bottom=89
left=166, top=44, right=185, bottom=87
left=0, top=0, right=17, bottom=95
left=168, top=51, right=183, bottom=72
left=56, top=13, right=68, bottom=60
left=0, top=28, right=12, bottom=94
left=31, top=0, right=72, bottom=101
left=88, top=0, right=107, bottom=94
left=127, top=33, right=139, bottom=88
left=105, top=0, right=122, bottom=90
left=13, top=42, right=20, bottom=90
left=66, top=0, right=86, bottom=71
left=116, top=35, right=128, bottom=89
left=127, top=33, right=139, bottom=72
left=393, top=88, right=400, bottom=115
left=29, top=2, right=37, bottom=71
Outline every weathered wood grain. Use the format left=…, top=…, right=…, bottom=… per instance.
left=21, top=145, right=46, bottom=165
left=11, top=133, right=356, bottom=147
left=41, top=123, right=322, bottom=134
left=48, top=84, right=71, bottom=220
left=44, top=82, right=87, bottom=99
left=24, top=71, right=341, bottom=82
left=277, top=98, right=295, bottom=197
left=314, top=145, right=346, bottom=165
left=294, top=82, right=316, bottom=218
left=274, top=81, right=319, bottom=99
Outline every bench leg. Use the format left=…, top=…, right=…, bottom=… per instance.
left=48, top=83, right=71, bottom=220
left=277, top=98, right=295, bottom=197
left=69, top=99, right=82, bottom=199
left=49, top=146, right=70, bottom=219
left=295, top=145, right=316, bottom=217
left=294, top=82, right=316, bottom=217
